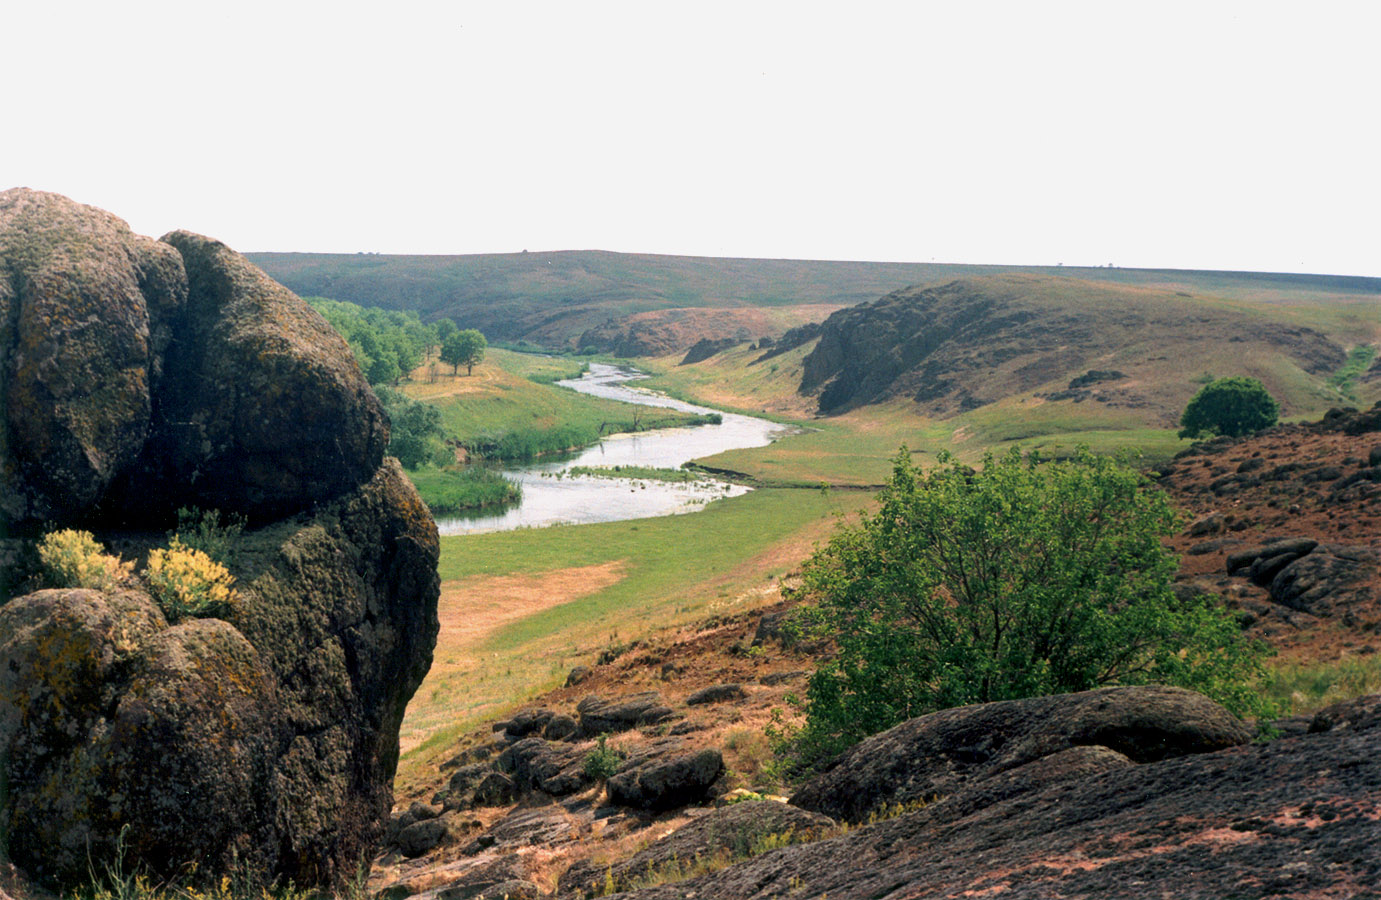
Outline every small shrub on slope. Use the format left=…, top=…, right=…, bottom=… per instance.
left=583, top=735, right=624, bottom=781
left=170, top=506, right=246, bottom=566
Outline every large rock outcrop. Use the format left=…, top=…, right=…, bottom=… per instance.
left=0, top=189, right=439, bottom=889
left=790, top=685, right=1253, bottom=823
left=609, top=693, right=1381, bottom=900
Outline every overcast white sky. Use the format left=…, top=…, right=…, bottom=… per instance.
left=4, top=2, right=1379, bottom=275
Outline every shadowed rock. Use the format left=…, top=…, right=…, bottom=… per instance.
left=607, top=742, right=724, bottom=810
left=577, top=691, right=674, bottom=736
left=110, top=230, right=387, bottom=522
left=789, top=685, right=1252, bottom=823
left=0, top=188, right=186, bottom=525
left=0, top=461, right=439, bottom=887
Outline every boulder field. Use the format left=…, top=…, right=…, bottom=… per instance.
left=0, top=189, right=440, bottom=889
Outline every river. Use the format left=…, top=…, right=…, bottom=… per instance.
left=434, top=363, right=793, bottom=535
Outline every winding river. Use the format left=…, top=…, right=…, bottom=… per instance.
left=435, top=363, right=793, bottom=536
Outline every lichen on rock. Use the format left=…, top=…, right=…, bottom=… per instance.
left=0, top=189, right=439, bottom=891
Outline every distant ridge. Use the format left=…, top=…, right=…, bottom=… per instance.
left=247, top=249, right=1381, bottom=351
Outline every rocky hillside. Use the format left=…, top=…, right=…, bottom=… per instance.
left=575, top=306, right=838, bottom=358
left=798, top=274, right=1354, bottom=419
left=1159, top=402, right=1381, bottom=664
left=0, top=190, right=440, bottom=890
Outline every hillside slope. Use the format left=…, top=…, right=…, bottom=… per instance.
left=799, top=274, right=1361, bottom=421
left=247, top=250, right=1381, bottom=352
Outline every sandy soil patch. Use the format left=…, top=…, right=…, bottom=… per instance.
left=433, top=561, right=628, bottom=677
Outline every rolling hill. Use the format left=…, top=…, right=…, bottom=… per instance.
left=247, top=250, right=1381, bottom=354
left=797, top=274, right=1360, bottom=422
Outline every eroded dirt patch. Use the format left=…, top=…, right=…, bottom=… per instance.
left=398, top=561, right=627, bottom=752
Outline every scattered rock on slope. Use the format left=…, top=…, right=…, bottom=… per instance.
left=558, top=800, right=835, bottom=896
left=679, top=337, right=740, bottom=365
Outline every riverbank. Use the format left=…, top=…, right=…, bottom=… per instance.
left=406, top=465, right=521, bottom=515
left=432, top=364, right=794, bottom=535
left=400, top=348, right=716, bottom=461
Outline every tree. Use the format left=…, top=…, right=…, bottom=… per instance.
left=375, top=387, right=451, bottom=468
left=1179, top=376, right=1280, bottom=439
left=441, top=328, right=487, bottom=375
left=783, top=447, right=1271, bottom=765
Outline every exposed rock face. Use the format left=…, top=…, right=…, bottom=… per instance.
left=497, top=737, right=593, bottom=797
left=679, top=337, right=739, bottom=365
left=789, top=685, right=1252, bottom=823
left=606, top=742, right=724, bottom=810
left=110, top=231, right=388, bottom=522
left=577, top=691, right=674, bottom=736
left=0, top=189, right=386, bottom=529
left=558, top=800, right=835, bottom=896
left=0, top=190, right=439, bottom=890
left=0, top=188, right=186, bottom=525
left=612, top=695, right=1381, bottom=900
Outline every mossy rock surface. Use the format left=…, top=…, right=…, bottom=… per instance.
left=0, top=188, right=386, bottom=533
left=0, top=191, right=440, bottom=890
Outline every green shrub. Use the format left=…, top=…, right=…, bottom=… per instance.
left=144, top=538, right=237, bottom=623
left=583, top=735, right=624, bottom=781
left=1179, top=376, right=1280, bottom=439
left=170, top=506, right=245, bottom=566
left=37, top=529, right=132, bottom=591
left=375, top=386, right=454, bottom=469
left=779, top=447, right=1274, bottom=768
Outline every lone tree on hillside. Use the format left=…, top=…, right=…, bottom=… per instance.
left=1179, top=376, right=1280, bottom=439
left=441, top=329, right=487, bottom=375
left=779, top=447, right=1271, bottom=766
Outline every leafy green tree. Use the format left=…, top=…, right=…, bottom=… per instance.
left=442, top=328, right=487, bottom=375
left=375, top=387, right=452, bottom=468
left=1179, top=376, right=1280, bottom=439
left=783, top=447, right=1271, bottom=765
left=306, top=297, right=432, bottom=386
left=435, top=318, right=458, bottom=343
left=366, top=348, right=401, bottom=387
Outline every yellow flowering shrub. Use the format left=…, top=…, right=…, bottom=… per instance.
left=37, top=529, right=133, bottom=591
left=144, top=537, right=236, bottom=622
